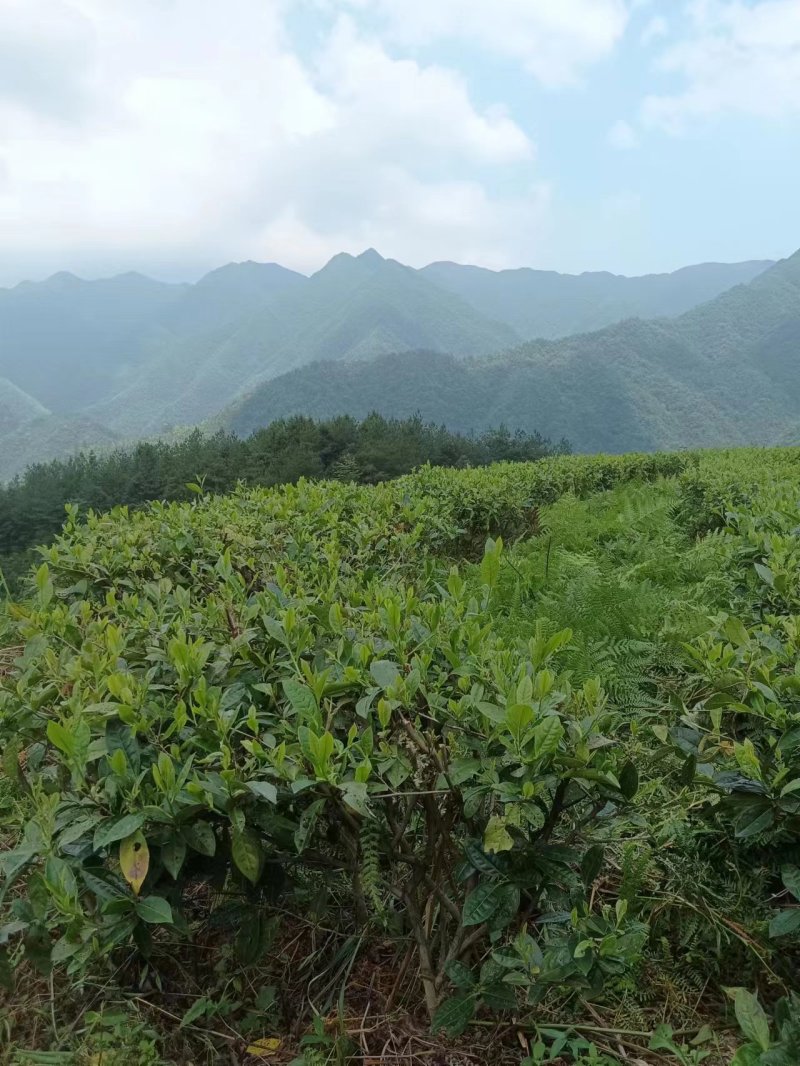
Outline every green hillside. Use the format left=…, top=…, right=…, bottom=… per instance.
left=93, top=249, right=520, bottom=437
left=422, top=257, right=773, bottom=338
left=2, top=447, right=800, bottom=1064
left=228, top=248, right=800, bottom=452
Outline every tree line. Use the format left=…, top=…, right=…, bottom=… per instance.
left=0, top=413, right=567, bottom=593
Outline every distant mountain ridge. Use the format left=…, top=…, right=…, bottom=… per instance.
left=421, top=258, right=774, bottom=339
left=0, top=248, right=784, bottom=477
left=225, top=248, right=800, bottom=453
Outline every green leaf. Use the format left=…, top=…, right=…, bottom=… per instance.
left=180, top=997, right=210, bottom=1027
left=768, top=909, right=800, bottom=938
left=282, top=680, right=318, bottom=718
left=58, top=813, right=104, bottom=848
left=105, top=718, right=140, bottom=773
left=0, top=947, right=13, bottom=992
left=370, top=660, right=400, bottom=689
left=23, top=923, right=52, bottom=975
left=445, top=960, right=476, bottom=991
left=733, top=988, right=771, bottom=1052
left=161, top=837, right=187, bottom=880
left=93, top=813, right=145, bottom=851
left=247, top=781, right=278, bottom=804
left=506, top=703, right=533, bottom=739
left=619, top=761, right=639, bottom=800
left=580, top=844, right=604, bottom=885
left=781, top=865, right=800, bottom=902
left=232, top=829, right=264, bottom=885
left=533, top=716, right=563, bottom=758
left=754, top=562, right=775, bottom=587
left=183, top=821, right=216, bottom=857
left=431, top=994, right=475, bottom=1036
left=137, top=896, right=174, bottom=925
left=479, top=960, right=516, bottom=1011
left=294, top=798, right=325, bottom=854
left=483, top=816, right=514, bottom=855
left=463, top=881, right=519, bottom=928
left=487, top=884, right=520, bottom=932
left=735, top=808, right=774, bottom=840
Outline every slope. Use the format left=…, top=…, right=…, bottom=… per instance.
left=421, top=259, right=774, bottom=339
left=0, top=271, right=188, bottom=412
left=94, top=249, right=519, bottom=437
left=0, top=377, right=50, bottom=435
left=225, top=248, right=800, bottom=453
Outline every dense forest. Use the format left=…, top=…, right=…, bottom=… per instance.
left=0, top=413, right=564, bottom=593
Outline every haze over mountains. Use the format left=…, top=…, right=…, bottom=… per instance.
left=0, top=247, right=792, bottom=478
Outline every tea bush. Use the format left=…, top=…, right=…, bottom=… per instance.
left=2, top=446, right=800, bottom=1063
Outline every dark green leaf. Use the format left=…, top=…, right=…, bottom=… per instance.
left=619, top=761, right=639, bottom=800
left=137, top=896, right=174, bottom=925
left=93, top=813, right=144, bottom=851
left=445, top=960, right=476, bottom=991
left=232, top=829, right=264, bottom=885
left=105, top=719, right=141, bottom=773
left=781, top=865, right=800, bottom=902
left=431, top=994, right=475, bottom=1036
left=161, top=837, right=187, bottom=880
left=183, top=821, right=216, bottom=857
left=768, top=909, right=800, bottom=938
left=580, top=845, right=604, bottom=885
left=463, top=881, right=519, bottom=928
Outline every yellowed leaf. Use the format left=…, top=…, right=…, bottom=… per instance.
left=246, top=1036, right=282, bottom=1057
left=119, top=830, right=149, bottom=895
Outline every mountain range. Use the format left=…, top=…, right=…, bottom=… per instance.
left=228, top=249, right=800, bottom=453
left=0, top=247, right=792, bottom=478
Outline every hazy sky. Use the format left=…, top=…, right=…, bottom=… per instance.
left=1, top=0, right=798, bottom=285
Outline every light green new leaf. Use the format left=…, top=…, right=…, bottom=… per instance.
left=483, top=816, right=514, bottom=855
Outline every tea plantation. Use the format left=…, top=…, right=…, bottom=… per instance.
left=1, top=449, right=799, bottom=1065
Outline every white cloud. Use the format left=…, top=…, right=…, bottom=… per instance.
left=0, top=0, right=543, bottom=283
left=608, top=118, right=638, bottom=149
left=343, top=0, right=631, bottom=87
left=642, top=0, right=800, bottom=132
left=640, top=15, right=668, bottom=45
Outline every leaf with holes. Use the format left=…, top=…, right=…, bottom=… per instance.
left=161, top=837, right=187, bottom=881
left=119, top=831, right=149, bottom=896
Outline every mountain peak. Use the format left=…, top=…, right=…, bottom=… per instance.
left=357, top=248, right=384, bottom=265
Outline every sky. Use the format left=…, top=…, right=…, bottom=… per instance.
left=0, top=0, right=798, bottom=286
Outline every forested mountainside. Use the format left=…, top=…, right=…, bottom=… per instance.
left=0, top=251, right=774, bottom=477
left=421, top=257, right=772, bottom=339
left=227, top=248, right=800, bottom=453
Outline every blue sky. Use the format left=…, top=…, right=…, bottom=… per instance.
left=0, top=0, right=798, bottom=284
